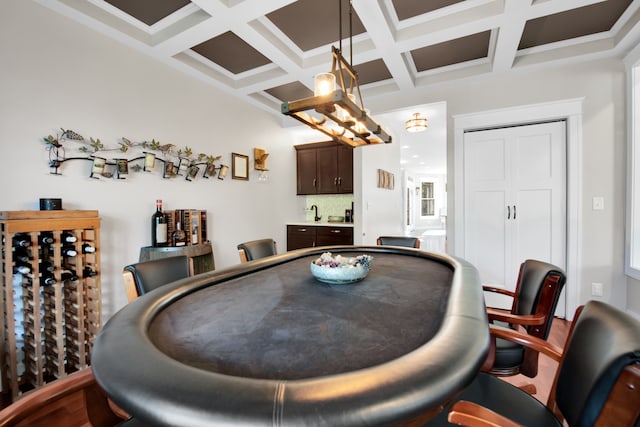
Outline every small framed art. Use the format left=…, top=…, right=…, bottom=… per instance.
left=232, top=153, right=249, bottom=180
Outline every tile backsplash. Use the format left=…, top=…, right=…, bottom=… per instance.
left=305, top=194, right=354, bottom=222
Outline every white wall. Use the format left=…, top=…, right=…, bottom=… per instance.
left=366, top=58, right=630, bottom=312
left=354, top=143, right=403, bottom=245
left=0, top=1, right=298, bottom=318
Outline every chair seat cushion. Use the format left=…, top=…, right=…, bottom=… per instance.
left=491, top=321, right=525, bottom=370
left=424, top=372, right=561, bottom=426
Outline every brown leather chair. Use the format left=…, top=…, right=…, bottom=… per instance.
left=0, top=367, right=131, bottom=427
left=122, top=255, right=191, bottom=302
left=484, top=259, right=566, bottom=379
left=376, top=236, right=421, bottom=248
left=237, top=238, right=277, bottom=263
left=428, top=300, right=640, bottom=427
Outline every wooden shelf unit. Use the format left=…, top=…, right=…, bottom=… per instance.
left=0, top=210, right=101, bottom=402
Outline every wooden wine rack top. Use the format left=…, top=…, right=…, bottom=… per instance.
left=0, top=211, right=100, bottom=234
left=0, top=210, right=99, bottom=220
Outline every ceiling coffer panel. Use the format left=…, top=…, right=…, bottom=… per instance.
left=104, top=0, right=191, bottom=26
left=410, top=30, right=491, bottom=73
left=191, top=31, right=272, bottom=75
left=391, top=0, right=465, bottom=21
left=266, top=0, right=366, bottom=52
left=519, top=0, right=633, bottom=50
left=266, top=82, right=313, bottom=103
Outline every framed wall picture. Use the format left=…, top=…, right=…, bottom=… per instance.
left=232, top=153, right=249, bottom=180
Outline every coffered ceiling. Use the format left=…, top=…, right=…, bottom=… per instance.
left=36, top=0, right=640, bottom=121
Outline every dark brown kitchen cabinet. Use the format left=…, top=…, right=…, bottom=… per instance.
left=295, top=141, right=353, bottom=195
left=287, top=225, right=354, bottom=250
left=316, top=225, right=354, bottom=246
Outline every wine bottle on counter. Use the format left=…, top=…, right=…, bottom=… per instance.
left=82, top=243, right=96, bottom=253
left=61, top=232, right=77, bottom=243
left=191, top=224, right=199, bottom=245
left=172, top=221, right=187, bottom=247
left=151, top=199, right=168, bottom=247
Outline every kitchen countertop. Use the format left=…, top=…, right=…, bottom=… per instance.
left=287, top=221, right=354, bottom=227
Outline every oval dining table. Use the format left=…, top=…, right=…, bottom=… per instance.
left=92, top=246, right=489, bottom=426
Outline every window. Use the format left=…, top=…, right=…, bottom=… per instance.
left=625, top=46, right=640, bottom=279
left=421, top=181, right=435, bottom=217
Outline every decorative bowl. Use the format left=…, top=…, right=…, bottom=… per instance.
left=310, top=252, right=373, bottom=285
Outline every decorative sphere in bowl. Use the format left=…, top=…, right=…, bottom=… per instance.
left=310, top=252, right=373, bottom=285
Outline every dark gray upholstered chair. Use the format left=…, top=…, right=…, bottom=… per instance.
left=426, top=300, right=640, bottom=427
left=376, top=236, right=421, bottom=248
left=122, top=255, right=191, bottom=302
left=483, top=259, right=566, bottom=380
left=237, top=238, right=277, bottom=263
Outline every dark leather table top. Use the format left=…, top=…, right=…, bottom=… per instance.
left=93, top=246, right=489, bottom=427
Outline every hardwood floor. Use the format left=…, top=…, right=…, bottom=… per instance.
left=499, top=316, right=571, bottom=403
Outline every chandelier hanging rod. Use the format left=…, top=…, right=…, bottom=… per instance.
left=280, top=0, right=392, bottom=148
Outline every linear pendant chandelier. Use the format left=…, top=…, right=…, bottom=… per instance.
left=281, top=0, right=391, bottom=148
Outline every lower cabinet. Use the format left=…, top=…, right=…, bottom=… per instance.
left=287, top=225, right=354, bottom=250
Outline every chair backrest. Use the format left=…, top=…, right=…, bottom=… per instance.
left=512, top=259, right=566, bottom=340
left=376, top=236, right=421, bottom=248
left=237, top=239, right=277, bottom=263
left=553, top=300, right=640, bottom=426
left=122, top=255, right=191, bottom=302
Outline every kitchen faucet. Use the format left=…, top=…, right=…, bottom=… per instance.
left=310, top=205, right=321, bottom=222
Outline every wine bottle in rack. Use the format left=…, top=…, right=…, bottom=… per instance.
left=12, top=234, right=31, bottom=248
left=151, top=199, right=168, bottom=247
left=61, top=269, right=78, bottom=282
left=82, top=243, right=96, bottom=253
left=13, top=264, right=31, bottom=275
left=82, top=266, right=98, bottom=278
left=61, top=246, right=78, bottom=257
left=12, top=247, right=31, bottom=263
left=61, top=232, right=77, bottom=243
left=40, top=272, right=57, bottom=286
left=39, top=233, right=54, bottom=245
left=39, top=260, right=55, bottom=273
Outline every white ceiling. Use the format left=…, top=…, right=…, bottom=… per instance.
left=34, top=0, right=640, bottom=174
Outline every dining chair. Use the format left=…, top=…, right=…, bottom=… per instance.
left=376, top=236, right=421, bottom=248
left=484, top=259, right=566, bottom=381
left=0, top=367, right=131, bottom=427
left=237, top=238, right=277, bottom=263
left=426, top=300, right=640, bottom=427
left=122, top=255, right=191, bottom=302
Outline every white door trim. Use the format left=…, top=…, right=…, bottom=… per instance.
left=453, top=98, right=584, bottom=318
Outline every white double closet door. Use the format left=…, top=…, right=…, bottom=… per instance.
left=463, top=121, right=567, bottom=317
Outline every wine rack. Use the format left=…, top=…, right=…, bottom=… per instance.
left=0, top=210, right=100, bottom=402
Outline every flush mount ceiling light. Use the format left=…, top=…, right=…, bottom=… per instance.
left=281, top=0, right=391, bottom=148
left=405, top=113, right=428, bottom=133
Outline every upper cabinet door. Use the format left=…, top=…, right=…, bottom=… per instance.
left=295, top=141, right=354, bottom=195
left=296, top=148, right=317, bottom=195
left=337, top=145, right=353, bottom=193
left=316, top=145, right=339, bottom=194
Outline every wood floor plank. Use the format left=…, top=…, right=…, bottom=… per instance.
left=500, top=316, right=571, bottom=403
